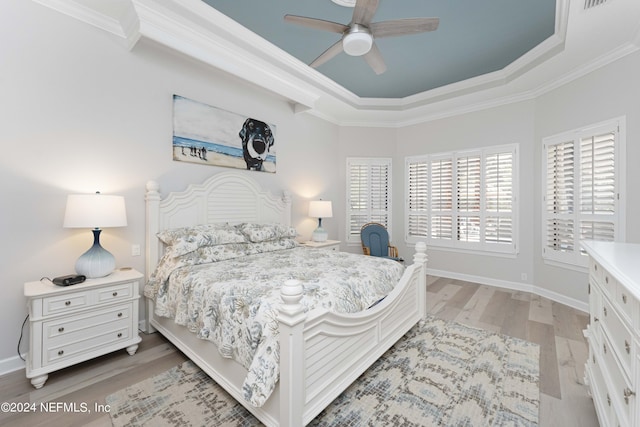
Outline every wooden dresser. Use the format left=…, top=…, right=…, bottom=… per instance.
left=583, top=241, right=640, bottom=427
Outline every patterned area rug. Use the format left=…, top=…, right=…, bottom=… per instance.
left=107, top=315, right=539, bottom=426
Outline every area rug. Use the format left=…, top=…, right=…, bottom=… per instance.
left=107, top=315, right=539, bottom=426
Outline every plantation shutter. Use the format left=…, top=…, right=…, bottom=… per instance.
left=346, top=158, right=392, bottom=243
left=406, top=159, right=429, bottom=239
left=456, top=154, right=481, bottom=243
left=542, top=117, right=623, bottom=267
left=579, top=131, right=616, bottom=248
left=544, top=140, right=575, bottom=256
left=485, top=151, right=514, bottom=245
left=405, top=144, right=518, bottom=253
left=430, top=157, right=453, bottom=240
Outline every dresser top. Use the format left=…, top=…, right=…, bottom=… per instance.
left=582, top=241, right=640, bottom=297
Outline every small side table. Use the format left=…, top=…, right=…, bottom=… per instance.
left=24, top=268, right=142, bottom=388
left=300, top=240, right=341, bottom=251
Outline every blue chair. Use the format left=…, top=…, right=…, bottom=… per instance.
left=360, top=222, right=403, bottom=262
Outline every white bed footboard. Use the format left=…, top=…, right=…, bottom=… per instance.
left=277, top=242, right=427, bottom=426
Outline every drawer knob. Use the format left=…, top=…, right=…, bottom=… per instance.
left=117, top=333, right=123, bottom=338
left=595, top=264, right=598, bottom=271
left=112, top=291, right=118, bottom=297
left=603, top=307, right=607, bottom=316
left=603, top=343, right=607, bottom=354
left=622, top=294, right=627, bottom=304
left=624, top=388, right=636, bottom=404
left=117, top=312, right=123, bottom=318
left=626, top=340, right=631, bottom=354
left=607, top=393, right=611, bottom=406
left=58, top=327, right=64, bottom=333
left=58, top=350, right=64, bottom=356
left=594, top=316, right=599, bottom=322
left=65, top=301, right=71, bottom=306
left=605, top=276, right=609, bottom=284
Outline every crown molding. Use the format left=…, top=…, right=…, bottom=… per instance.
left=32, top=0, right=639, bottom=127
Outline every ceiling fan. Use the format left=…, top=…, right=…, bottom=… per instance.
left=284, top=0, right=439, bottom=75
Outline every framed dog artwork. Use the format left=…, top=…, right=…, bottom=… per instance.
left=172, top=95, right=276, bottom=173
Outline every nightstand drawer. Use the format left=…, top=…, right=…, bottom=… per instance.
left=42, top=292, right=89, bottom=316
left=44, top=304, right=132, bottom=341
left=41, top=281, right=135, bottom=316
left=44, top=321, right=133, bottom=366
left=97, top=282, right=133, bottom=304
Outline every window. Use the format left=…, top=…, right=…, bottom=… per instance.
left=346, top=158, right=392, bottom=243
left=542, top=117, right=625, bottom=267
left=406, top=144, right=518, bottom=254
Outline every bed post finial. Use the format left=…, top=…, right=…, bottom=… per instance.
left=413, top=241, right=427, bottom=267
left=278, top=279, right=306, bottom=427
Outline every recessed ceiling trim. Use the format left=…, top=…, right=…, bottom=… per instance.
left=131, top=0, right=321, bottom=109
left=33, top=0, right=640, bottom=128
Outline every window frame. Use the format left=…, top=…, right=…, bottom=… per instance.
left=541, top=116, right=626, bottom=269
left=345, top=157, right=393, bottom=244
left=405, top=143, right=519, bottom=255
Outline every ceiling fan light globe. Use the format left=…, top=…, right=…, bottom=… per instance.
left=343, top=32, right=373, bottom=56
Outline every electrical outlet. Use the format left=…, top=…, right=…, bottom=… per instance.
left=521, top=273, right=528, bottom=281
left=131, top=244, right=141, bottom=256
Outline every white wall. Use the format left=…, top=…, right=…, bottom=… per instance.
left=533, top=50, right=640, bottom=303
left=0, top=1, right=340, bottom=367
left=394, top=101, right=536, bottom=290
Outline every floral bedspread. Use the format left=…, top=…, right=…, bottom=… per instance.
left=146, top=246, right=404, bottom=407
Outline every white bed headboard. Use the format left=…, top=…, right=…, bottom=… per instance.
left=145, top=171, right=292, bottom=278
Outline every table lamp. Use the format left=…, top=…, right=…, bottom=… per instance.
left=309, top=200, right=333, bottom=242
left=63, top=192, right=127, bottom=278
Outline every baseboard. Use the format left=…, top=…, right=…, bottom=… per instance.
left=427, top=268, right=589, bottom=313
left=0, top=354, right=26, bottom=376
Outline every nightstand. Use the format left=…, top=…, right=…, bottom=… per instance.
left=24, top=268, right=142, bottom=389
left=301, top=240, right=341, bottom=251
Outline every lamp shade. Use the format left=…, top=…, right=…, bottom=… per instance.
left=63, top=192, right=127, bottom=278
left=308, top=200, right=333, bottom=218
left=63, top=193, right=127, bottom=228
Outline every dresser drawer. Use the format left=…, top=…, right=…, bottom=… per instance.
left=615, top=282, right=636, bottom=324
left=601, top=333, right=635, bottom=426
left=588, top=344, right=615, bottom=427
left=601, top=297, right=634, bottom=379
left=41, top=281, right=136, bottom=316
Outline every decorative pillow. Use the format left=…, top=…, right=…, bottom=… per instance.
left=157, top=223, right=245, bottom=257
left=236, top=222, right=298, bottom=243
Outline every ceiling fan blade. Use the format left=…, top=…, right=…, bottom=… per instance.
left=310, top=39, right=344, bottom=68
left=284, top=15, right=349, bottom=34
left=352, top=0, right=379, bottom=26
left=363, top=42, right=386, bottom=75
left=371, top=17, right=440, bottom=38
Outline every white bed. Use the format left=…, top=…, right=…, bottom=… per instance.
left=144, top=171, right=427, bottom=427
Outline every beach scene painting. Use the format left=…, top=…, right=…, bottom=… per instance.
left=172, top=95, right=276, bottom=173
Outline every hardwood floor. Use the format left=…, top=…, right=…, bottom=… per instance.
left=0, top=277, right=598, bottom=426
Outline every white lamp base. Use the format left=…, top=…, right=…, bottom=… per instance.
left=75, top=229, right=115, bottom=278
left=312, top=227, right=328, bottom=242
